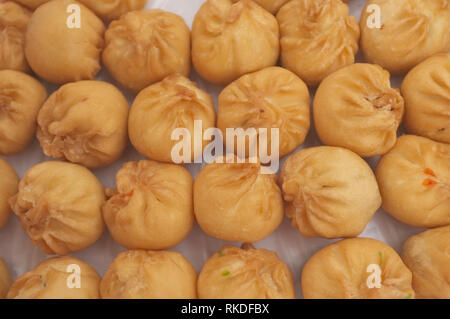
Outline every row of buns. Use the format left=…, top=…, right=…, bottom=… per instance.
left=0, top=132, right=448, bottom=254
left=1, top=228, right=449, bottom=299
left=1, top=52, right=449, bottom=165
left=3, top=0, right=449, bottom=87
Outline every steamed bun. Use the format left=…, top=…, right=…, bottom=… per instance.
left=0, top=70, right=47, bottom=155
left=100, top=250, right=197, bottom=299
left=401, top=53, right=450, bottom=143
left=302, top=238, right=415, bottom=299
left=314, top=63, right=404, bottom=157
left=402, top=226, right=450, bottom=299
left=129, top=75, right=216, bottom=163
left=218, top=66, right=310, bottom=159
left=7, top=257, right=100, bottom=299
left=194, top=158, right=284, bottom=242
left=360, top=0, right=450, bottom=74
left=277, top=0, right=360, bottom=86
left=25, top=0, right=104, bottom=84
left=376, top=135, right=450, bottom=228
left=192, top=0, right=279, bottom=85
left=198, top=244, right=295, bottom=299
left=0, top=1, right=31, bottom=72
left=103, top=9, right=190, bottom=93
left=9, top=161, right=105, bottom=255
left=281, top=146, right=381, bottom=238
left=0, top=158, right=18, bottom=228
left=37, top=81, right=129, bottom=169
left=103, top=160, right=194, bottom=250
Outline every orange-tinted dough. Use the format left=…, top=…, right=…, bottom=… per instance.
left=376, top=135, right=450, bottom=228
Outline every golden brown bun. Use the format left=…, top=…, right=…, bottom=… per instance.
left=314, top=63, right=404, bottom=157
left=198, top=244, right=295, bottom=299
left=37, top=81, right=129, bottom=169
left=129, top=75, right=216, bottom=163
left=192, top=0, right=279, bottom=85
left=402, top=226, right=450, bottom=299
left=103, top=9, right=190, bottom=93
left=302, top=238, right=415, bottom=299
left=401, top=53, right=450, bottom=143
left=9, top=161, right=105, bottom=255
left=360, top=0, right=450, bottom=74
left=103, top=160, right=194, bottom=250
left=277, top=0, right=359, bottom=86
left=25, top=0, right=104, bottom=84
left=7, top=257, right=100, bottom=299
left=0, top=70, right=47, bottom=155
left=281, top=146, right=381, bottom=238
left=218, top=66, right=310, bottom=158
left=100, top=250, right=197, bottom=299
left=376, top=135, right=450, bottom=228
left=194, top=158, right=284, bottom=242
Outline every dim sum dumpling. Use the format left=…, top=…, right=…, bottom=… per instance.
left=314, top=63, right=404, bottom=157
left=25, top=0, right=105, bottom=84
left=103, top=9, right=190, bottom=93
left=0, top=70, right=47, bottom=155
left=194, top=157, right=284, bottom=242
left=277, top=0, right=360, bottom=86
left=402, top=226, right=450, bottom=299
left=7, top=257, right=100, bottom=299
left=302, top=238, right=415, bottom=299
left=103, top=160, right=194, bottom=250
left=37, top=81, right=129, bottom=169
left=280, top=146, right=381, bottom=238
left=376, top=135, right=450, bottom=228
left=401, top=53, right=450, bottom=143
left=218, top=66, right=310, bottom=158
left=129, top=75, right=216, bottom=163
left=360, top=0, right=450, bottom=74
left=9, top=161, right=105, bottom=255
left=192, top=0, right=279, bottom=85
left=100, top=250, right=197, bottom=299
left=198, top=244, right=296, bottom=299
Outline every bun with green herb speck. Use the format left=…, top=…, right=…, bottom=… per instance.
left=198, top=244, right=295, bottom=299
